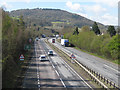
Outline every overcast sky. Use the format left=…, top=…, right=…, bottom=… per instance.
left=0, top=0, right=119, bottom=25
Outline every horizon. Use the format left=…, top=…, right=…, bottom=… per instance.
left=0, top=0, right=118, bottom=26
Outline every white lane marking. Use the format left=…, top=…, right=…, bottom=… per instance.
left=38, top=82, right=40, bottom=84
left=59, top=56, right=92, bottom=88
left=104, top=64, right=119, bottom=73
left=49, top=58, right=66, bottom=87
left=48, top=40, right=92, bottom=88
left=55, top=70, right=60, bottom=76
left=35, top=42, right=41, bottom=88
left=52, top=64, right=55, bottom=69
left=37, top=75, right=39, bottom=77
left=43, top=40, right=66, bottom=88
left=60, top=78, right=66, bottom=88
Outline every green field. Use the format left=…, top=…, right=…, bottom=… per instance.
left=51, top=21, right=64, bottom=24
left=11, top=17, right=20, bottom=20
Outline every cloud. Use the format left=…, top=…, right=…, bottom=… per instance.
left=92, top=0, right=119, bottom=7
left=66, top=1, right=107, bottom=14
left=0, top=2, right=12, bottom=10
left=24, top=0, right=31, bottom=3
left=101, top=13, right=118, bottom=25
left=86, top=13, right=118, bottom=25
left=84, top=4, right=106, bottom=14
left=66, top=1, right=118, bottom=25
left=66, top=1, right=82, bottom=11
left=0, top=0, right=31, bottom=3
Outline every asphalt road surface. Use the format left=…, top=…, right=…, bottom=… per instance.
left=21, top=39, right=91, bottom=89
left=49, top=38, right=120, bottom=87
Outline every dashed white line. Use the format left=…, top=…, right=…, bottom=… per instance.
left=38, top=82, right=40, bottom=84
left=35, top=42, right=41, bottom=88
left=59, top=55, right=92, bottom=88
left=43, top=40, right=66, bottom=88
left=38, top=85, right=40, bottom=88
left=48, top=40, right=92, bottom=88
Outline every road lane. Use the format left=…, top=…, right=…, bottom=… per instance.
left=49, top=38, right=119, bottom=86
left=40, top=39, right=91, bottom=88
left=22, top=42, right=39, bottom=88
left=22, top=40, right=63, bottom=88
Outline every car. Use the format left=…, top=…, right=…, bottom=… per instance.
left=36, top=37, right=39, bottom=41
left=48, top=50, right=53, bottom=56
left=39, top=55, right=47, bottom=61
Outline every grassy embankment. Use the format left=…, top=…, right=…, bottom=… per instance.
left=63, top=26, right=120, bottom=65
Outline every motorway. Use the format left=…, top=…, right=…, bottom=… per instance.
left=21, top=39, right=91, bottom=89
left=49, top=38, right=120, bottom=87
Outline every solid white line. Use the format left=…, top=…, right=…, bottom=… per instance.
left=48, top=41, right=92, bottom=88
left=44, top=40, right=66, bottom=88
left=60, top=78, right=66, bottom=88
left=52, top=64, right=55, bottom=69
left=104, top=64, right=119, bottom=73
left=55, top=70, right=60, bottom=76
left=59, top=56, right=92, bottom=88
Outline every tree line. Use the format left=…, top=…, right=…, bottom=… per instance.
left=2, top=9, right=33, bottom=88
left=64, top=22, right=120, bottom=62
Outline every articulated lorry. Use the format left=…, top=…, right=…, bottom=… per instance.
left=61, top=39, right=69, bottom=47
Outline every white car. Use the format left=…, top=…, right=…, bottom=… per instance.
left=39, top=55, right=47, bottom=61
left=48, top=50, right=53, bottom=56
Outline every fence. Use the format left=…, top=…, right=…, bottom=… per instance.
left=46, top=39, right=120, bottom=89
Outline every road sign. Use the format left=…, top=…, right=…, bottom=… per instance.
left=70, top=54, right=76, bottom=59
left=24, top=44, right=31, bottom=50
left=20, top=54, right=24, bottom=61
left=70, top=54, right=75, bottom=63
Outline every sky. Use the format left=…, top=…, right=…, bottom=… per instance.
left=0, top=0, right=119, bottom=26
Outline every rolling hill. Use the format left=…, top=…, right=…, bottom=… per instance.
left=9, top=8, right=106, bottom=30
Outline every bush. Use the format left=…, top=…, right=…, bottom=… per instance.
left=64, top=25, right=120, bottom=61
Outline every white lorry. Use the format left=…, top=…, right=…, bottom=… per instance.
left=61, top=39, right=69, bottom=46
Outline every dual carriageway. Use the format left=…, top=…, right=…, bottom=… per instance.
left=21, top=38, right=119, bottom=89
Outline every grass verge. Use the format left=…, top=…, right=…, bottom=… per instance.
left=74, top=47, right=120, bottom=65
left=45, top=40, right=102, bottom=88
left=45, top=40, right=119, bottom=89
left=15, top=44, right=34, bottom=88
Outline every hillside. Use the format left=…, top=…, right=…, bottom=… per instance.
left=9, top=8, right=106, bottom=30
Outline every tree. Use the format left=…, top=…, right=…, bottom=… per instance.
left=73, top=27, right=79, bottom=35
left=19, top=15, right=25, bottom=30
left=107, top=34, right=120, bottom=59
left=81, top=26, right=90, bottom=32
left=107, top=25, right=116, bottom=37
left=92, top=22, right=100, bottom=35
